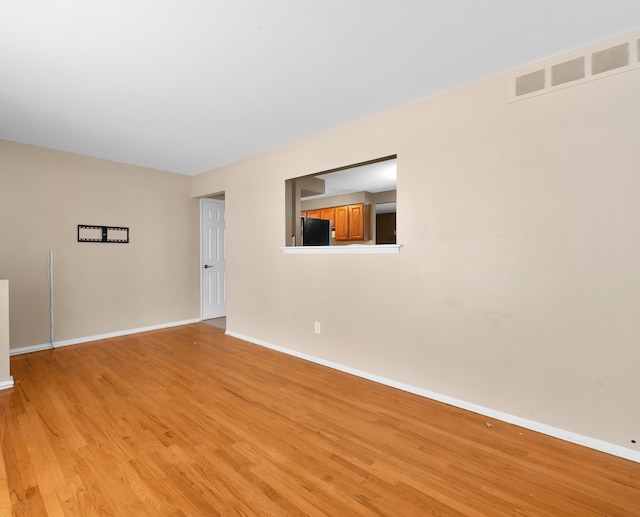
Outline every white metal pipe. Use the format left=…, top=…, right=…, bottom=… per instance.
left=49, top=250, right=55, bottom=347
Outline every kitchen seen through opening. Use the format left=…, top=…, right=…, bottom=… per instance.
left=285, top=156, right=397, bottom=247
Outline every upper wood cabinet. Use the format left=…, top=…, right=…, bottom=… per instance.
left=335, top=204, right=370, bottom=241
left=304, top=203, right=371, bottom=242
left=347, top=203, right=370, bottom=241
left=320, top=207, right=336, bottom=227
left=334, top=206, right=349, bottom=241
left=302, top=207, right=336, bottom=229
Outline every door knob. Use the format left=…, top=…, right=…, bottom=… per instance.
left=204, top=264, right=212, bottom=269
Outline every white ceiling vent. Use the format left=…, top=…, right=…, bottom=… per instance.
left=507, top=30, right=640, bottom=103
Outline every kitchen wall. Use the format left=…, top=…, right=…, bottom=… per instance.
left=0, top=140, right=200, bottom=349
left=301, top=191, right=372, bottom=211
left=192, top=30, right=640, bottom=455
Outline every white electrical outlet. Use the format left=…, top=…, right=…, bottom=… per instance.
left=314, top=321, right=321, bottom=334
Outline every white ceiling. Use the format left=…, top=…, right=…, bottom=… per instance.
left=2, top=1, right=640, bottom=176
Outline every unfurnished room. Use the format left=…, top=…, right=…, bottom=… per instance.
left=1, top=1, right=640, bottom=515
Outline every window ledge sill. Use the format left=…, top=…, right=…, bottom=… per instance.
left=281, top=244, right=401, bottom=255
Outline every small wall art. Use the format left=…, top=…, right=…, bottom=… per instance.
left=77, top=225, right=129, bottom=243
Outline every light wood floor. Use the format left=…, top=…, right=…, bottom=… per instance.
left=1, top=324, right=639, bottom=516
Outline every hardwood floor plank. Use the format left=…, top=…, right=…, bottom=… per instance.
left=0, top=404, right=13, bottom=516
left=1, top=323, right=639, bottom=516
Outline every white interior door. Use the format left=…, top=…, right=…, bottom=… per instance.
left=201, top=199, right=226, bottom=319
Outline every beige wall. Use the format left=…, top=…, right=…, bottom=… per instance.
left=192, top=33, right=640, bottom=450
left=0, top=140, right=200, bottom=348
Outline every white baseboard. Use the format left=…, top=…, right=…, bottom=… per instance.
left=0, top=376, right=14, bottom=390
left=9, top=318, right=201, bottom=356
left=226, top=330, right=640, bottom=464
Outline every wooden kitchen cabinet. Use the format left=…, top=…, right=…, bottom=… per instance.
left=348, top=203, right=369, bottom=240
left=335, top=203, right=370, bottom=241
left=334, top=206, right=349, bottom=240
left=304, top=203, right=370, bottom=241
left=303, top=208, right=334, bottom=223
left=320, top=207, right=336, bottom=227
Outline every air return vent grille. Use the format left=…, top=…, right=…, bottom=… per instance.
left=551, top=57, right=585, bottom=86
left=508, top=31, right=639, bottom=103
left=592, top=43, right=629, bottom=75
left=515, top=69, right=545, bottom=96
